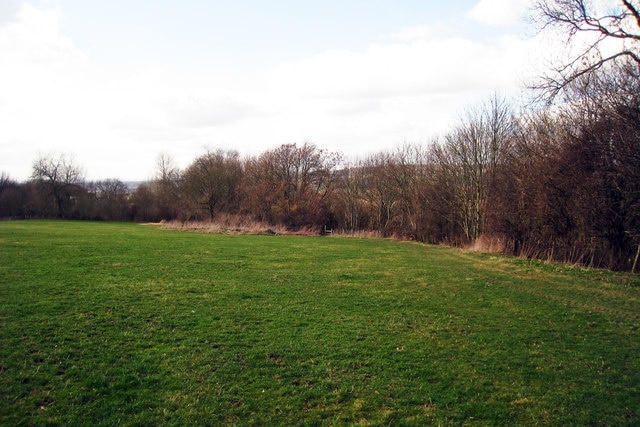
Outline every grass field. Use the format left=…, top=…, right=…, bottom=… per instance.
left=1, top=220, right=639, bottom=425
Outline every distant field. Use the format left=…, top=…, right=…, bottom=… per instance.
left=1, top=221, right=639, bottom=425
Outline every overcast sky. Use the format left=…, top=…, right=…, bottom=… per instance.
left=1, top=0, right=545, bottom=181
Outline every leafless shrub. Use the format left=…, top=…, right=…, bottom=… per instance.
left=465, top=235, right=507, bottom=253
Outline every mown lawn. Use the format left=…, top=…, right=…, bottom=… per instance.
left=1, top=220, right=639, bottom=425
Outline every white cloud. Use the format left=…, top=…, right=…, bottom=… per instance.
left=256, top=30, right=541, bottom=159
left=0, top=1, right=545, bottom=181
left=158, top=92, right=258, bottom=129
left=0, top=1, right=78, bottom=63
left=0, top=0, right=20, bottom=28
left=383, top=25, right=436, bottom=42
left=267, top=33, right=532, bottom=102
left=466, top=0, right=530, bottom=27
left=0, top=1, right=100, bottom=178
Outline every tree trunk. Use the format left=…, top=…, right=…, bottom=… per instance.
left=632, top=244, right=640, bottom=274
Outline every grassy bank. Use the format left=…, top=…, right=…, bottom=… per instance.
left=1, top=221, right=639, bottom=425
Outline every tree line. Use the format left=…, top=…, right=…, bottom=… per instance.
left=1, top=65, right=638, bottom=271
left=1, top=0, right=639, bottom=271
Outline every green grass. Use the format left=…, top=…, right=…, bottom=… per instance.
left=1, top=220, right=639, bottom=425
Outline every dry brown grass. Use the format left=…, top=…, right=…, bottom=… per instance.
left=158, top=218, right=507, bottom=254
left=464, top=234, right=507, bottom=253
left=157, top=214, right=318, bottom=236
left=333, top=229, right=383, bottom=239
left=157, top=216, right=392, bottom=239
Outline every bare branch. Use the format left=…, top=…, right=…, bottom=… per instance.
left=622, top=0, right=640, bottom=28
left=531, top=0, right=640, bottom=101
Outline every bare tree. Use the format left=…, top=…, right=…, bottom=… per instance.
left=431, top=96, right=514, bottom=242
left=352, top=146, right=427, bottom=237
left=244, top=142, right=341, bottom=228
left=31, top=153, right=85, bottom=218
left=152, top=153, right=181, bottom=220
left=358, top=153, right=398, bottom=232
left=130, top=183, right=157, bottom=222
left=532, top=0, right=640, bottom=100
left=90, top=179, right=131, bottom=221
left=331, top=162, right=368, bottom=232
left=181, top=150, right=243, bottom=220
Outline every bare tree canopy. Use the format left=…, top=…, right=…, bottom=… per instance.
left=532, top=0, right=640, bottom=100
left=31, top=153, right=85, bottom=218
left=32, top=153, right=84, bottom=186
left=182, top=150, right=243, bottom=220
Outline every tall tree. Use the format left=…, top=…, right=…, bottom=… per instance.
left=130, top=183, right=157, bottom=222
left=244, top=142, right=340, bottom=228
left=181, top=150, right=243, bottom=220
left=90, top=179, right=131, bottom=221
left=331, top=162, right=369, bottom=232
left=152, top=153, right=181, bottom=220
left=432, top=96, right=514, bottom=242
left=31, top=153, right=85, bottom=218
